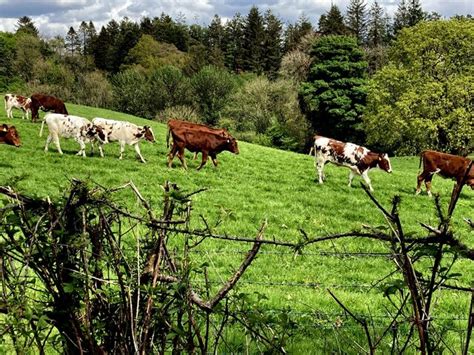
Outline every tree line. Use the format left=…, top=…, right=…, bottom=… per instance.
left=0, top=0, right=472, bottom=154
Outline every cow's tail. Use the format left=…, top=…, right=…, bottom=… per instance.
left=418, top=150, right=425, bottom=172
left=166, top=126, right=171, bottom=148
left=39, top=119, right=45, bottom=137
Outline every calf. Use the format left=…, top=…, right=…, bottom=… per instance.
left=314, top=135, right=392, bottom=192
left=0, top=124, right=21, bottom=147
left=40, top=113, right=107, bottom=157
left=168, top=123, right=239, bottom=170
left=416, top=150, right=474, bottom=197
left=30, top=94, right=68, bottom=122
left=4, top=94, right=32, bottom=120
left=92, top=118, right=155, bottom=163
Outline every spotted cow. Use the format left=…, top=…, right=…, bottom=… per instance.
left=4, top=94, right=32, bottom=120
left=92, top=118, right=155, bottom=163
left=40, top=113, right=107, bottom=157
left=314, top=135, right=392, bottom=191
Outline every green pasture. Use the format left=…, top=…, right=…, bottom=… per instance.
left=0, top=103, right=472, bottom=352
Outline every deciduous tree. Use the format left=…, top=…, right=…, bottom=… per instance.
left=364, top=20, right=474, bottom=155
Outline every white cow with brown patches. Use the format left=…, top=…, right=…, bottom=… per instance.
left=40, top=113, right=108, bottom=157
left=92, top=117, right=155, bottom=163
left=314, top=135, right=392, bottom=191
left=4, top=94, right=32, bottom=119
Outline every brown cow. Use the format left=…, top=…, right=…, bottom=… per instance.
left=167, top=122, right=239, bottom=170
left=0, top=124, right=21, bottom=147
left=30, top=94, right=68, bottom=122
left=416, top=150, right=474, bottom=196
left=166, top=119, right=230, bottom=160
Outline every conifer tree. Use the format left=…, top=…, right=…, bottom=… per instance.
left=263, top=9, right=283, bottom=78
left=242, top=6, right=265, bottom=73
left=15, top=16, right=39, bottom=37
left=65, top=26, right=81, bottom=55
left=206, top=15, right=225, bottom=66
left=223, top=13, right=245, bottom=72
left=393, top=0, right=409, bottom=34
left=367, top=1, right=388, bottom=47
left=318, top=4, right=348, bottom=35
left=283, top=15, right=313, bottom=52
left=345, top=0, right=367, bottom=43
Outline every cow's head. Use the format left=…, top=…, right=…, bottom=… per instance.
left=143, top=126, right=155, bottom=143
left=0, top=125, right=21, bottom=147
left=224, top=137, right=239, bottom=154
left=85, top=124, right=108, bottom=144
left=378, top=153, right=392, bottom=173
left=467, top=165, right=474, bottom=189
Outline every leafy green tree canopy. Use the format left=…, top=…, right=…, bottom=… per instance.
left=299, top=35, right=368, bottom=143
left=364, top=19, right=474, bottom=155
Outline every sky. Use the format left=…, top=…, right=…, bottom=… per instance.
left=0, top=0, right=472, bottom=38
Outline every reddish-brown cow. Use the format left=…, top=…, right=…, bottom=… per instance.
left=0, top=124, right=21, bottom=147
left=30, top=94, right=68, bottom=122
left=416, top=150, right=474, bottom=196
left=167, top=121, right=239, bottom=170
left=166, top=119, right=230, bottom=160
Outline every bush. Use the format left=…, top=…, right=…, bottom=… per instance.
left=155, top=105, right=201, bottom=124
left=223, top=77, right=309, bottom=151
left=74, top=71, right=113, bottom=108
left=191, top=66, right=236, bottom=125
left=148, top=65, right=192, bottom=114
left=112, top=68, right=151, bottom=118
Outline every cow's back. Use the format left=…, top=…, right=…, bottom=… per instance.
left=421, top=150, right=472, bottom=179
left=93, top=117, right=139, bottom=142
left=45, top=113, right=90, bottom=138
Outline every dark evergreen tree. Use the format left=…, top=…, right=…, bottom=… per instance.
left=345, top=0, right=367, bottom=44
left=65, top=26, right=81, bottom=55
left=152, top=13, right=190, bottom=51
left=78, top=21, right=89, bottom=55
left=85, top=21, right=97, bottom=56
left=93, top=21, right=119, bottom=72
left=393, top=0, right=409, bottom=34
left=299, top=35, right=368, bottom=142
left=283, top=15, right=313, bottom=52
left=223, top=13, right=245, bottom=72
left=263, top=9, right=283, bottom=78
left=406, top=0, right=425, bottom=26
left=206, top=15, right=225, bottom=66
left=140, top=17, right=154, bottom=35
left=15, top=16, right=39, bottom=37
left=242, top=6, right=265, bottom=73
left=366, top=1, right=388, bottom=47
left=318, top=4, right=348, bottom=35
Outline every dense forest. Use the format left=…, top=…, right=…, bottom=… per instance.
left=0, top=0, right=472, bottom=154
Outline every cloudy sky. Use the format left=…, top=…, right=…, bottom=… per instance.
left=0, top=0, right=472, bottom=37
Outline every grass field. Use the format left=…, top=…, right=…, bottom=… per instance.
left=1, top=103, right=473, bottom=352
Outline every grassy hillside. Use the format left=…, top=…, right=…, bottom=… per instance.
left=1, top=103, right=473, bottom=352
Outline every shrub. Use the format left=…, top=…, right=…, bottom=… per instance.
left=191, top=66, right=236, bottom=126
left=74, top=71, right=113, bottom=108
left=155, top=105, right=201, bottom=124
left=112, top=68, right=151, bottom=118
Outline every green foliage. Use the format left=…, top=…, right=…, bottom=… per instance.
left=148, top=65, right=192, bottom=113
left=125, top=34, right=189, bottom=71
left=74, top=70, right=113, bottom=108
left=15, top=16, right=39, bottom=37
left=0, top=32, right=16, bottom=90
left=13, top=33, right=42, bottom=82
left=111, top=68, right=151, bottom=118
left=243, top=6, right=266, bottom=73
left=345, top=0, right=368, bottom=44
left=191, top=65, right=236, bottom=125
left=300, top=35, right=368, bottom=142
left=224, top=76, right=309, bottom=151
left=364, top=20, right=474, bottom=155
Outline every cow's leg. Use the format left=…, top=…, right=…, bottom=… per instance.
left=52, top=134, right=63, bottom=155
left=415, top=173, right=425, bottom=195
left=6, top=107, right=12, bottom=119
left=210, top=153, right=218, bottom=167
left=197, top=152, right=209, bottom=170
left=167, top=144, right=179, bottom=168
left=177, top=147, right=187, bottom=170
left=119, top=142, right=125, bottom=160
left=348, top=170, right=355, bottom=187
left=361, top=171, right=374, bottom=192
left=134, top=143, right=146, bottom=163
left=98, top=143, right=104, bottom=158
left=315, top=157, right=326, bottom=184
left=424, top=175, right=434, bottom=197
left=193, top=152, right=198, bottom=160
left=44, top=134, right=52, bottom=152
left=76, top=140, right=86, bottom=157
